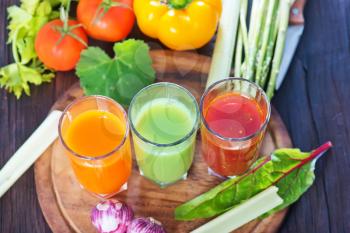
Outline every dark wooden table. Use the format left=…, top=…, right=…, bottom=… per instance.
left=1, top=0, right=349, bottom=232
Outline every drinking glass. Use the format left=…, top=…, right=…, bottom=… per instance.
left=128, top=82, right=199, bottom=187
left=200, top=78, right=271, bottom=177
left=58, top=96, right=132, bottom=198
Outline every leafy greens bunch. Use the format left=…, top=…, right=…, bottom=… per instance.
left=0, top=0, right=66, bottom=98
left=175, top=142, right=332, bottom=220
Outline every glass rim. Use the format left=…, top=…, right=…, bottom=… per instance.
left=200, top=77, right=271, bottom=142
left=128, top=82, right=200, bottom=148
left=58, top=95, right=130, bottom=161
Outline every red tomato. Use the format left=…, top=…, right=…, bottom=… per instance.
left=35, top=19, right=88, bottom=71
left=77, top=0, right=135, bottom=42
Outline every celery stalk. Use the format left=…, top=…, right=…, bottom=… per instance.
left=206, top=0, right=241, bottom=89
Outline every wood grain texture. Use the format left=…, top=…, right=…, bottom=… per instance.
left=272, top=0, right=350, bottom=233
left=0, top=0, right=349, bottom=233
left=34, top=51, right=291, bottom=233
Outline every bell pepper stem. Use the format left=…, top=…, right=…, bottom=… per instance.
left=168, top=0, right=191, bottom=9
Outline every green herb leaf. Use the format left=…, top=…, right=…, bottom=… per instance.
left=0, top=63, right=54, bottom=98
left=1, top=0, right=62, bottom=98
left=7, top=6, right=32, bottom=43
left=174, top=142, right=332, bottom=221
left=16, top=37, right=36, bottom=64
left=35, top=1, right=52, bottom=16
left=76, top=47, right=116, bottom=96
left=21, top=0, right=40, bottom=15
left=47, top=0, right=68, bottom=8
left=76, top=39, right=156, bottom=106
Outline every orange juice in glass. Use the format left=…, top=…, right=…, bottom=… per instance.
left=58, top=96, right=132, bottom=198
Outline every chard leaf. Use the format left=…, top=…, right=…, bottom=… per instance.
left=76, top=39, right=156, bottom=106
left=175, top=143, right=332, bottom=221
left=263, top=151, right=316, bottom=217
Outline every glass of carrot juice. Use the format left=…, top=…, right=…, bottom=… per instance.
left=58, top=96, right=132, bottom=198
left=200, top=78, right=271, bottom=177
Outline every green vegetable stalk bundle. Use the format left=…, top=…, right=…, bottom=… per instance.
left=234, top=0, right=294, bottom=99
left=0, top=0, right=66, bottom=98
left=175, top=142, right=332, bottom=220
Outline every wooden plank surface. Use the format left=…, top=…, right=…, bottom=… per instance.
left=272, top=0, right=350, bottom=233
left=0, top=0, right=349, bottom=233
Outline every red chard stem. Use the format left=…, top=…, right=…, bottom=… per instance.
left=274, top=141, right=333, bottom=184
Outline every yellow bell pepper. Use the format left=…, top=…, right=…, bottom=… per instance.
left=133, top=0, right=222, bottom=51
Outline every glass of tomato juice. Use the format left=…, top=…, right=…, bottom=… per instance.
left=200, top=78, right=271, bottom=177
left=58, top=96, right=132, bottom=198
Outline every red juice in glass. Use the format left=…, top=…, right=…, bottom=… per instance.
left=200, top=78, right=270, bottom=177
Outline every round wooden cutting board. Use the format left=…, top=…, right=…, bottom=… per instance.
left=34, top=50, right=292, bottom=233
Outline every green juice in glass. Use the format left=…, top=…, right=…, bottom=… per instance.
left=133, top=98, right=197, bottom=186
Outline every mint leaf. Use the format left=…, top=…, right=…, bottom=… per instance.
left=175, top=142, right=332, bottom=221
left=76, top=39, right=156, bottom=106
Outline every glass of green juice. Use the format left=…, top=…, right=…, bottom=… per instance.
left=128, top=82, right=200, bottom=187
